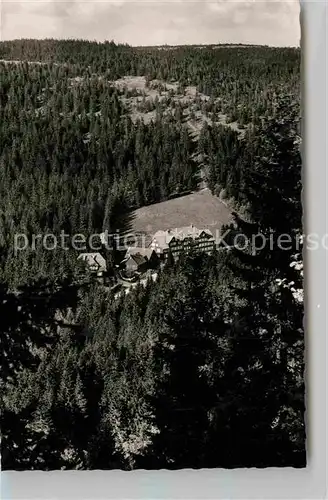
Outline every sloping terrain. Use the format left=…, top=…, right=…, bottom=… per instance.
left=110, top=75, right=247, bottom=138
left=129, top=189, right=233, bottom=243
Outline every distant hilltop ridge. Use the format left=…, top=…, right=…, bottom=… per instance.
left=0, top=39, right=300, bottom=50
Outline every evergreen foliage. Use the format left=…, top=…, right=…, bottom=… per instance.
left=0, top=40, right=304, bottom=469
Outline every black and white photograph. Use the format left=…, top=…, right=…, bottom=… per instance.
left=0, top=0, right=306, bottom=471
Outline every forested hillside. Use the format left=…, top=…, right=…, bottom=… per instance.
left=0, top=40, right=304, bottom=470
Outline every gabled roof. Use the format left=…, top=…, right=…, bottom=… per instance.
left=197, top=229, right=213, bottom=239
left=77, top=253, right=107, bottom=271
left=132, top=254, right=147, bottom=266
left=124, top=253, right=147, bottom=267
left=125, top=247, right=156, bottom=260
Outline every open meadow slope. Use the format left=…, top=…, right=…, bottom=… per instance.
left=130, top=189, right=233, bottom=241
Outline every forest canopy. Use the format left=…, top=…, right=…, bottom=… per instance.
left=0, top=40, right=304, bottom=470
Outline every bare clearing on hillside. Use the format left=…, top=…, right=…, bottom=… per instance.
left=129, top=189, right=233, bottom=243
left=0, top=60, right=247, bottom=139
left=110, top=75, right=247, bottom=138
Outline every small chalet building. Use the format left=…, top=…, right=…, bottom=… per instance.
left=150, top=225, right=215, bottom=260
left=77, top=253, right=107, bottom=277
left=121, top=247, right=159, bottom=276
left=124, top=253, right=148, bottom=275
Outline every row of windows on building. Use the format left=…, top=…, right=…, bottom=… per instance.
left=164, top=241, right=215, bottom=258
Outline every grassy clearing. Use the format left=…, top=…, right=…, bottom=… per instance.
left=129, top=189, right=233, bottom=243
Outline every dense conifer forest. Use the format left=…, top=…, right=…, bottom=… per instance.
left=0, top=40, right=304, bottom=469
